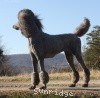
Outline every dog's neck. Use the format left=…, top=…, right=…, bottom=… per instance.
left=28, top=30, right=43, bottom=45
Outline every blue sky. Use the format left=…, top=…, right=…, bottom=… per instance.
left=0, top=0, right=100, bottom=54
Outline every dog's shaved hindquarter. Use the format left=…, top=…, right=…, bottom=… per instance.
left=13, top=9, right=90, bottom=89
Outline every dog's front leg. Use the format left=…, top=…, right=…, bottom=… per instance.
left=29, top=52, right=40, bottom=90
left=38, top=59, right=49, bottom=89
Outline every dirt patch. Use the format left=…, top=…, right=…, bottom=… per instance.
left=0, top=80, right=100, bottom=97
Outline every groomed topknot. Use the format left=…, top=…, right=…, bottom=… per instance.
left=18, top=9, right=35, bottom=18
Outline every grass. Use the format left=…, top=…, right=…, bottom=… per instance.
left=0, top=90, right=99, bottom=98
left=0, top=69, right=99, bottom=98
left=50, top=69, right=100, bottom=80
left=0, top=69, right=100, bottom=82
left=0, top=74, right=30, bottom=82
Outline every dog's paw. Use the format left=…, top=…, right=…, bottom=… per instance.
left=29, top=85, right=36, bottom=90
left=69, top=83, right=76, bottom=87
left=82, top=84, right=88, bottom=87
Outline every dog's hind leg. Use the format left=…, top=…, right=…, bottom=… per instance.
left=64, top=51, right=79, bottom=87
left=29, top=52, right=40, bottom=90
left=74, top=51, right=90, bottom=87
left=73, top=39, right=90, bottom=87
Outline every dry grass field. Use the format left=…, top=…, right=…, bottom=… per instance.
left=0, top=70, right=100, bottom=98
left=0, top=69, right=100, bottom=82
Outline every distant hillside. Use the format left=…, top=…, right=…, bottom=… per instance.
left=7, top=53, right=78, bottom=73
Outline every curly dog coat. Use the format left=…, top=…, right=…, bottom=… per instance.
left=13, top=9, right=90, bottom=89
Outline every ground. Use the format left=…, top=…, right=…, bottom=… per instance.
left=0, top=80, right=100, bottom=97
left=0, top=70, right=100, bottom=97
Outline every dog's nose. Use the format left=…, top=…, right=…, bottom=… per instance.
left=13, top=25, right=19, bottom=30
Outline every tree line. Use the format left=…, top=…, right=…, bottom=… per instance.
left=84, top=25, right=100, bottom=69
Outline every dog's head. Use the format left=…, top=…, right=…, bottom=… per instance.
left=13, top=9, right=37, bottom=38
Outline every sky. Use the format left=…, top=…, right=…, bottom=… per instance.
left=0, top=0, right=100, bottom=55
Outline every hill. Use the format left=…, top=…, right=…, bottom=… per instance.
left=7, top=53, right=78, bottom=73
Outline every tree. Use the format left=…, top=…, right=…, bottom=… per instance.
left=0, top=48, right=3, bottom=63
left=0, top=39, right=5, bottom=66
left=0, top=42, right=6, bottom=75
left=0, top=37, right=16, bottom=76
left=84, top=25, right=100, bottom=69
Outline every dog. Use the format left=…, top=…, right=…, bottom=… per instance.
left=13, top=9, right=90, bottom=89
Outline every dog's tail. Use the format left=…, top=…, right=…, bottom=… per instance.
left=74, top=18, right=90, bottom=37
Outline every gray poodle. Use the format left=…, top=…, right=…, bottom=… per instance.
left=13, top=9, right=90, bottom=89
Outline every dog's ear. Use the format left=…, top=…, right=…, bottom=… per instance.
left=13, top=22, right=20, bottom=30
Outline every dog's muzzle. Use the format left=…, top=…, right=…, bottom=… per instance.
left=13, top=25, right=19, bottom=30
